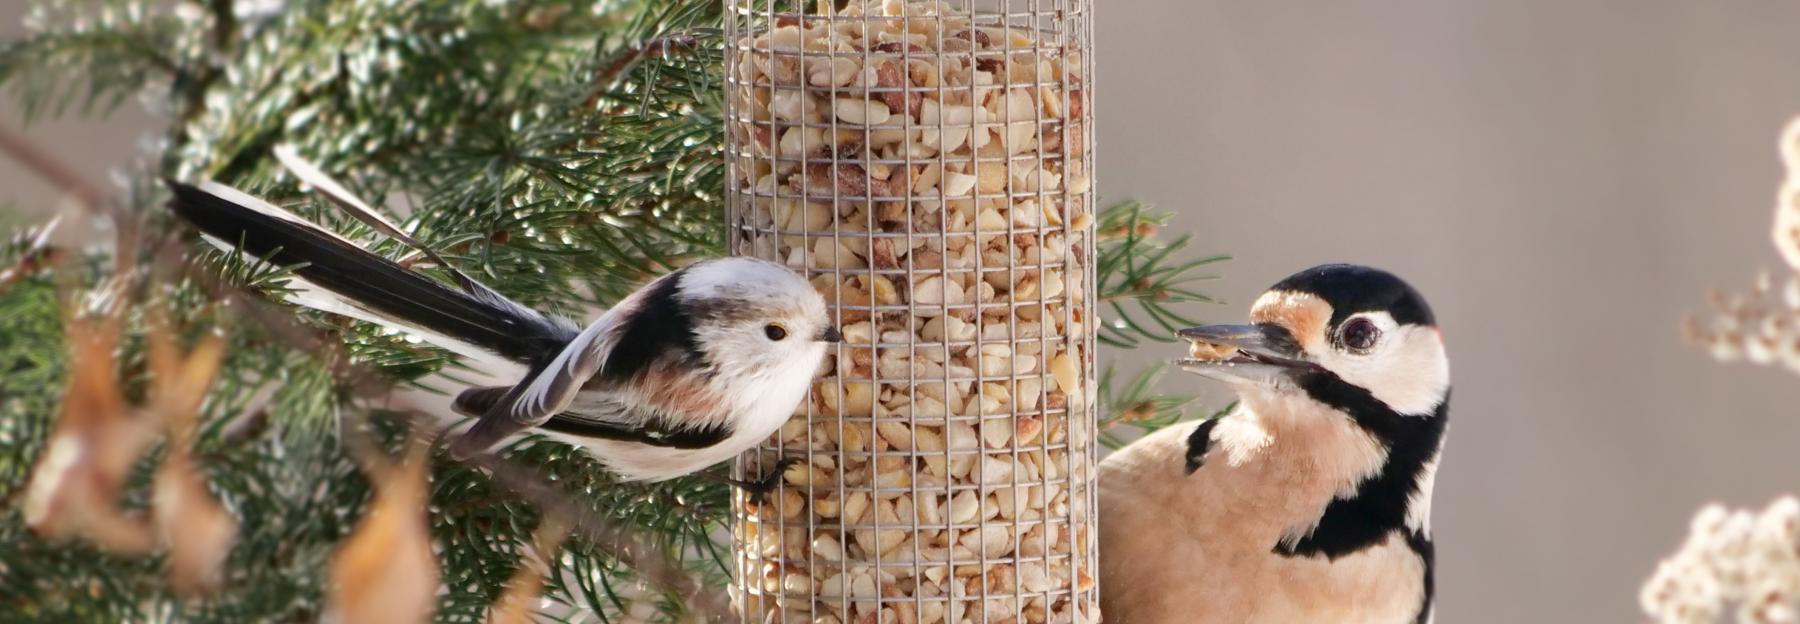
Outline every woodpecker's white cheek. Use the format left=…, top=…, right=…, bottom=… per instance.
left=1313, top=317, right=1449, bottom=416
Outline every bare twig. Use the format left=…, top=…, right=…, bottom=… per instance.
left=0, top=216, right=64, bottom=294
left=589, top=31, right=710, bottom=102
left=0, top=126, right=112, bottom=215
left=458, top=448, right=741, bottom=624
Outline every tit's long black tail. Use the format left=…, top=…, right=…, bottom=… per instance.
left=165, top=180, right=579, bottom=369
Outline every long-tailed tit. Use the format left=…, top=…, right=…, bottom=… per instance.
left=164, top=150, right=838, bottom=486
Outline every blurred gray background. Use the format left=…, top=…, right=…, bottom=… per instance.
left=6, top=2, right=1800, bottom=622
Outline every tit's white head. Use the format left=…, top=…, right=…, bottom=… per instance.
left=678, top=256, right=836, bottom=386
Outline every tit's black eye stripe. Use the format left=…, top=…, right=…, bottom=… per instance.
left=765, top=324, right=787, bottom=341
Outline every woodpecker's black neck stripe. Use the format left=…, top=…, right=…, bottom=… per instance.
left=1183, top=417, right=1222, bottom=474
left=599, top=272, right=704, bottom=383
left=1275, top=372, right=1448, bottom=561
left=1406, top=528, right=1436, bottom=624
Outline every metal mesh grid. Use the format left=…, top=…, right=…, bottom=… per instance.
left=724, top=0, right=1095, bottom=621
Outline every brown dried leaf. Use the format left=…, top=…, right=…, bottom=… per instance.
left=487, top=517, right=569, bottom=624
left=23, top=312, right=156, bottom=553
left=329, top=443, right=439, bottom=624
left=146, top=326, right=236, bottom=596
left=153, top=453, right=238, bottom=596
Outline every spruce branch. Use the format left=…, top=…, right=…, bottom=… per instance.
left=0, top=124, right=113, bottom=215
left=1092, top=200, right=1231, bottom=443
left=0, top=1, right=179, bottom=121
left=1096, top=200, right=1229, bottom=349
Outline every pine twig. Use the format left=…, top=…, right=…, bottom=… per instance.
left=1095, top=200, right=1229, bottom=348
left=0, top=217, right=63, bottom=295
left=455, top=449, right=741, bottom=624
left=0, top=125, right=113, bottom=217
left=591, top=31, right=709, bottom=92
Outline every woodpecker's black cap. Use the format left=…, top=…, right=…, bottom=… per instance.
left=1268, top=264, right=1436, bottom=328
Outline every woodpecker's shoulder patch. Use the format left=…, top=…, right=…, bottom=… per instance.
left=1183, top=418, right=1221, bottom=474
left=1276, top=377, right=1449, bottom=560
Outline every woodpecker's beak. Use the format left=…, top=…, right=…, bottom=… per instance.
left=1175, top=324, right=1318, bottom=386
left=818, top=326, right=842, bottom=343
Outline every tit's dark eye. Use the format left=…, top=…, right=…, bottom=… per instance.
left=765, top=323, right=788, bottom=341
left=1340, top=318, right=1380, bottom=352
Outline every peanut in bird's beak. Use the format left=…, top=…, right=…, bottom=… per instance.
left=1176, top=324, right=1319, bottom=386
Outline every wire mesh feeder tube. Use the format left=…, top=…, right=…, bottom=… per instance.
left=726, top=1, right=1095, bottom=622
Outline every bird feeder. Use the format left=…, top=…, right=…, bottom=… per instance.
left=726, top=0, right=1097, bottom=621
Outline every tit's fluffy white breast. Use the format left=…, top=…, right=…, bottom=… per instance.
left=561, top=365, right=812, bottom=481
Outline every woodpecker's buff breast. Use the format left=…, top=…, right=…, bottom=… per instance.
left=1099, top=264, right=1449, bottom=624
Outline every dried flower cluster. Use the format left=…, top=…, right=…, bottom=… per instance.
left=725, top=0, right=1097, bottom=622
left=1688, top=117, right=1800, bottom=371
left=1652, top=115, right=1800, bottom=623
left=1684, top=270, right=1800, bottom=372
left=1642, top=498, right=1800, bottom=624
left=328, top=442, right=440, bottom=624
left=1774, top=117, right=1800, bottom=273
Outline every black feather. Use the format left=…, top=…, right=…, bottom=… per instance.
left=452, top=386, right=512, bottom=416
left=1406, top=529, right=1436, bottom=624
left=540, top=414, right=730, bottom=449
left=1184, top=418, right=1220, bottom=474
left=597, top=272, right=703, bottom=383
left=166, top=180, right=577, bottom=363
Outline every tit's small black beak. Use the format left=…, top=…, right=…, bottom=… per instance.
left=818, top=326, right=842, bottom=343
left=1175, top=323, right=1316, bottom=385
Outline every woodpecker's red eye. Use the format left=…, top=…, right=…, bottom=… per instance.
left=765, top=324, right=788, bottom=341
left=1340, top=318, right=1380, bottom=352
